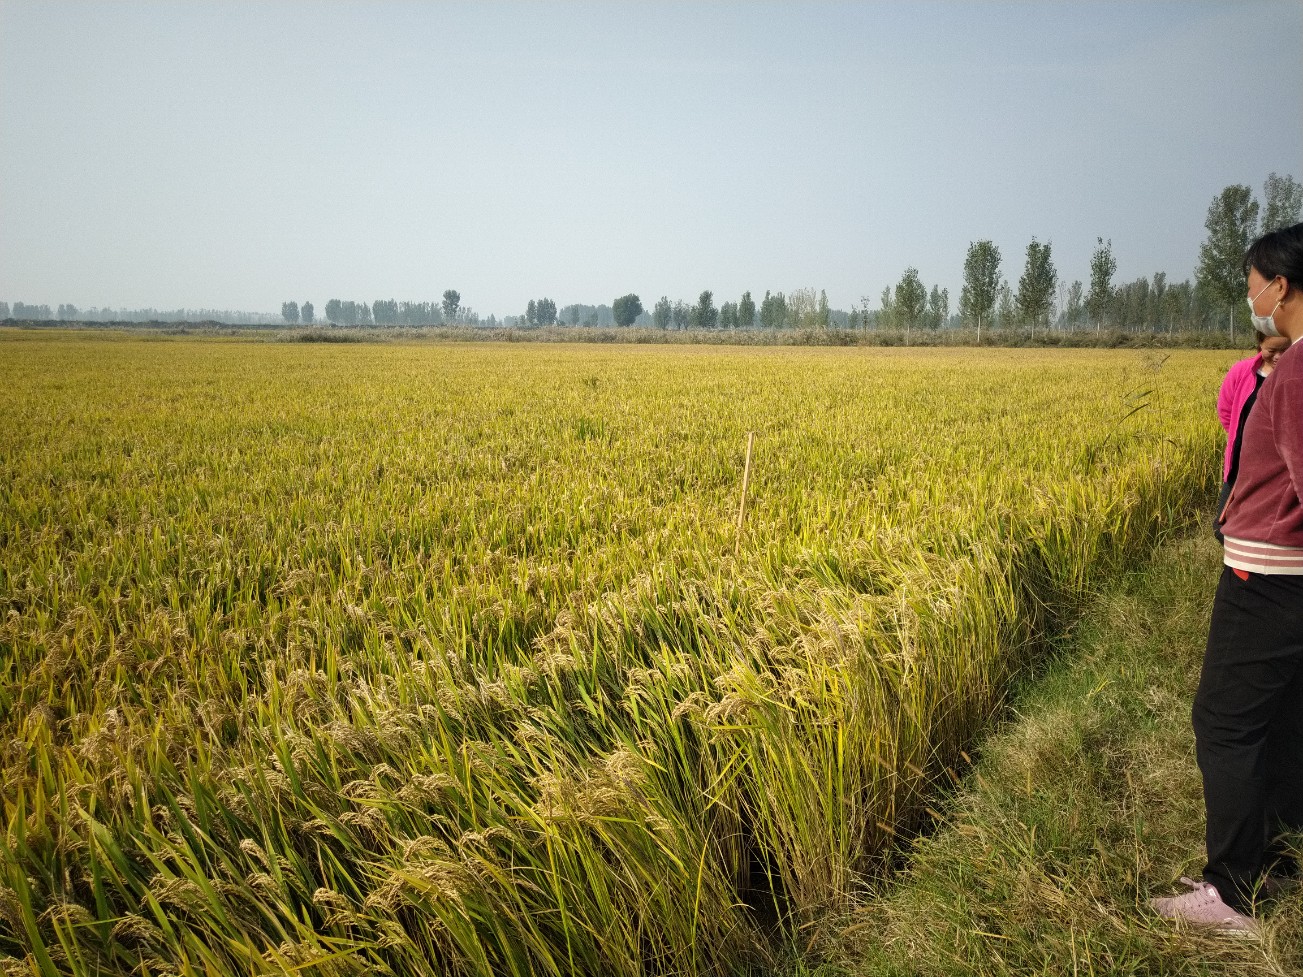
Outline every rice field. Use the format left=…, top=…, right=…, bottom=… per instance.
left=0, top=333, right=1227, bottom=976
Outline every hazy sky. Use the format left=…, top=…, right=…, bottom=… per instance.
left=2, top=1, right=1300, bottom=317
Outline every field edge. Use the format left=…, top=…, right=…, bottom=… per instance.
left=794, top=525, right=1303, bottom=977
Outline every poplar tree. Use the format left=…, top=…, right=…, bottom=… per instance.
left=995, top=284, right=1015, bottom=330
left=893, top=268, right=927, bottom=334
left=738, top=291, right=755, bottom=328
left=926, top=285, right=949, bottom=330
left=1196, top=185, right=1258, bottom=317
left=691, top=291, right=718, bottom=330
left=442, top=290, right=461, bottom=321
left=1262, top=172, right=1303, bottom=233
left=1088, top=237, right=1117, bottom=330
left=653, top=296, right=672, bottom=329
left=1064, top=282, right=1083, bottom=329
left=1150, top=272, right=1167, bottom=332
left=959, top=240, right=1001, bottom=333
left=371, top=300, right=398, bottom=325
left=1016, top=238, right=1057, bottom=331
left=760, top=291, right=787, bottom=329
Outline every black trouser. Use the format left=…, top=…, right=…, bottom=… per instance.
left=1193, top=566, right=1303, bottom=913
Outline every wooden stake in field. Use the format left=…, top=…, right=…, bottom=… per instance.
left=736, top=431, right=755, bottom=556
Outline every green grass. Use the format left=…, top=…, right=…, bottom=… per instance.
left=814, top=529, right=1303, bottom=977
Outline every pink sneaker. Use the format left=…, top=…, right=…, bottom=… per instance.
left=1149, top=877, right=1260, bottom=937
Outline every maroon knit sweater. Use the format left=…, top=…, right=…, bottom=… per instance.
left=1220, top=337, right=1303, bottom=557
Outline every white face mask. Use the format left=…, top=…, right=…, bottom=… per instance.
left=1248, top=280, right=1283, bottom=338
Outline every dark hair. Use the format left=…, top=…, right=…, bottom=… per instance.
left=1255, top=330, right=1290, bottom=349
left=1244, top=222, right=1303, bottom=288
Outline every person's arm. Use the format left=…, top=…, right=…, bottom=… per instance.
left=1274, top=373, right=1303, bottom=505
left=1216, top=362, right=1245, bottom=432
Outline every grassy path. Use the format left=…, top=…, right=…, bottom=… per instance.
left=812, top=528, right=1303, bottom=977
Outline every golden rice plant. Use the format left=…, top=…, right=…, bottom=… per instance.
left=0, top=333, right=1225, bottom=975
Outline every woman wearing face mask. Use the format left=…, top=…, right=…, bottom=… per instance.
left=1213, top=331, right=1291, bottom=542
left=1151, top=221, right=1303, bottom=935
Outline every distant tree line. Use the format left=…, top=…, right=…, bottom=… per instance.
left=630, top=289, right=850, bottom=332
left=9, top=174, right=1297, bottom=338
left=280, top=301, right=314, bottom=324
left=478, top=175, right=1295, bottom=338
left=523, top=298, right=557, bottom=327
left=7, top=302, right=52, bottom=319
left=854, top=172, right=1302, bottom=339
left=559, top=303, right=605, bottom=327
left=0, top=302, right=283, bottom=325
left=507, top=300, right=653, bottom=328
left=291, top=290, right=489, bottom=327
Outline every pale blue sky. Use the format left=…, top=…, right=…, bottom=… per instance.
left=1, top=1, right=1300, bottom=317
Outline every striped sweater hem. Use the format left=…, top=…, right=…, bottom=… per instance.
left=1223, top=535, right=1303, bottom=575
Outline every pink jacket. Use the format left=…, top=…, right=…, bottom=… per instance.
left=1217, top=354, right=1267, bottom=480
